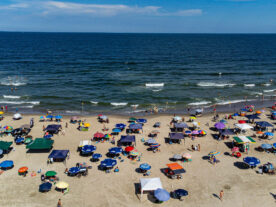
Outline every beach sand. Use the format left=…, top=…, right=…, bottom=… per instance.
left=0, top=111, right=276, bottom=207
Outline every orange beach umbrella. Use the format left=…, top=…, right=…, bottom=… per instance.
left=18, top=166, right=28, bottom=173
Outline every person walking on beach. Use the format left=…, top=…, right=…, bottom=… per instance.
left=219, top=190, right=224, bottom=201
left=65, top=122, right=68, bottom=128
left=198, top=144, right=200, bottom=152
left=57, top=199, right=62, bottom=207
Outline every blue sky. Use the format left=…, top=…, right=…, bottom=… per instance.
left=0, top=0, right=275, bottom=33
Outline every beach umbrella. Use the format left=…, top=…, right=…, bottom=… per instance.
left=261, top=143, right=273, bottom=149
left=84, top=123, right=90, bottom=127
left=112, top=128, right=121, bottom=133
left=174, top=189, right=188, bottom=197
left=94, top=132, right=104, bottom=138
left=137, top=119, right=147, bottom=124
left=44, top=134, right=53, bottom=139
left=190, top=116, right=196, bottom=120
left=173, top=154, right=182, bottom=160
left=154, top=188, right=170, bottom=202
left=139, top=163, right=151, bottom=171
left=40, top=116, right=46, bottom=120
left=182, top=153, right=192, bottom=159
left=92, top=153, right=102, bottom=159
left=100, top=159, right=117, bottom=168
left=71, top=116, right=79, bottom=121
left=233, top=113, right=239, bottom=116
left=39, top=182, right=52, bottom=192
left=151, top=130, right=160, bottom=134
left=192, top=130, right=199, bottom=135
left=256, top=111, right=262, bottom=114
left=232, top=147, right=239, bottom=152
left=0, top=111, right=4, bottom=115
left=45, top=171, right=57, bottom=177
left=238, top=120, right=246, bottom=124
left=68, top=167, right=80, bottom=175
left=173, top=116, right=182, bottom=121
left=243, top=156, right=260, bottom=167
left=125, top=146, right=134, bottom=152
left=219, top=129, right=235, bottom=136
left=0, top=149, right=3, bottom=156
left=97, top=114, right=103, bottom=117
left=219, top=119, right=227, bottom=124
left=257, top=131, right=263, bottom=135
left=46, top=115, right=53, bottom=119
left=264, top=132, right=274, bottom=136
left=129, top=117, right=137, bottom=122
left=256, top=121, right=273, bottom=128
left=273, top=143, right=276, bottom=148
left=18, top=166, right=28, bottom=174
left=130, top=150, right=139, bottom=156
left=146, top=138, right=156, bottom=144
left=185, top=130, right=192, bottom=135
left=100, top=115, right=107, bottom=120
left=0, top=160, right=14, bottom=169
left=15, top=137, right=24, bottom=144
left=246, top=114, right=260, bottom=120
left=208, top=151, right=220, bottom=156
left=81, top=145, right=96, bottom=154
left=115, top=123, right=126, bottom=129
left=192, top=122, right=199, bottom=127
left=150, top=143, right=160, bottom=148
left=56, top=181, right=69, bottom=189
left=13, top=113, right=22, bottom=120
left=198, top=130, right=207, bottom=135
left=55, top=115, right=62, bottom=119
left=215, top=122, right=225, bottom=129
left=109, top=147, right=122, bottom=154
left=104, top=134, right=112, bottom=139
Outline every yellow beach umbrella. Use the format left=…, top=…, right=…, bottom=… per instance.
left=190, top=116, right=196, bottom=120
left=56, top=181, right=69, bottom=189
left=84, top=123, right=90, bottom=127
left=0, top=111, right=4, bottom=115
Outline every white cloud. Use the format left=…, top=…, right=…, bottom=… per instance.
left=0, top=1, right=201, bottom=17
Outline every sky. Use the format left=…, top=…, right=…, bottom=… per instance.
left=0, top=0, right=275, bottom=33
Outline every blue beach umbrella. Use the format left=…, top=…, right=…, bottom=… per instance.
left=243, top=156, right=260, bottom=167
left=185, top=130, right=192, bottom=134
left=255, top=121, right=273, bottom=128
left=0, top=160, right=14, bottom=169
left=112, top=128, right=121, bottom=133
left=44, top=134, right=53, bottom=139
left=146, top=138, right=156, bottom=144
left=264, top=132, right=274, bottom=136
left=109, top=147, right=122, bottom=154
left=154, top=188, right=170, bottom=202
left=55, top=115, right=62, bottom=119
left=139, top=163, right=151, bottom=171
left=273, top=143, right=276, bottom=148
left=92, top=153, right=102, bottom=159
left=246, top=114, right=260, bottom=120
left=261, top=143, right=273, bottom=149
left=219, top=119, right=227, bottom=124
left=15, top=137, right=24, bottom=144
left=137, top=119, right=147, bottom=124
left=100, top=159, right=117, bottom=168
left=46, top=115, right=53, bottom=119
left=68, top=167, right=80, bottom=175
left=82, top=145, right=96, bottom=154
left=233, top=113, right=239, bottom=117
left=115, top=123, right=126, bottom=129
left=175, top=189, right=189, bottom=197
left=39, top=182, right=52, bottom=192
left=150, top=143, right=160, bottom=148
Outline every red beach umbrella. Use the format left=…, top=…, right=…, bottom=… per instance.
left=94, top=132, right=104, bottom=138
left=238, top=120, right=246, bottom=124
left=125, top=146, right=134, bottom=152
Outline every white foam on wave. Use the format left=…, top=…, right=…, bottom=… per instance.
left=244, top=84, right=255, bottom=87
left=131, top=104, right=139, bottom=108
left=188, top=101, right=211, bottom=106
left=145, top=83, right=164, bottom=87
left=263, top=89, right=275, bottom=93
left=152, top=89, right=162, bottom=92
left=20, top=105, right=34, bottom=108
left=3, top=95, right=21, bottom=99
left=65, top=110, right=81, bottom=114
left=263, top=83, right=271, bottom=86
left=216, top=99, right=253, bottom=105
left=90, top=101, right=98, bottom=104
left=111, top=102, right=128, bottom=106
left=0, top=101, right=40, bottom=105
left=197, top=82, right=235, bottom=87
left=0, top=76, right=27, bottom=86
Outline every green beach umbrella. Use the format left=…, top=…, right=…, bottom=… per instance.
left=24, top=137, right=32, bottom=144
left=129, top=117, right=136, bottom=121
left=45, top=171, right=57, bottom=177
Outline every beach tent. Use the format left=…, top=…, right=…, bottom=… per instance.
left=0, top=141, right=12, bottom=151
left=255, top=121, right=273, bottom=128
left=48, top=150, right=69, bottom=161
left=79, top=140, right=91, bottom=148
left=235, top=123, right=253, bottom=130
left=45, top=124, right=61, bottom=134
left=174, top=123, right=188, bottom=130
left=140, top=177, right=162, bottom=198
left=169, top=133, right=184, bottom=140
left=118, top=135, right=136, bottom=146
left=26, top=138, right=54, bottom=150
left=129, top=124, right=143, bottom=130
left=233, top=136, right=256, bottom=144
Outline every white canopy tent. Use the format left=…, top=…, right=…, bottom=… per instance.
left=79, top=140, right=91, bottom=148
left=235, top=123, right=253, bottom=130
left=140, top=177, right=162, bottom=199
left=13, top=113, right=22, bottom=120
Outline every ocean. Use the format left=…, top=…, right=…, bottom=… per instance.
left=0, top=32, right=275, bottom=115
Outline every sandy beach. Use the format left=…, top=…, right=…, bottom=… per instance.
left=0, top=109, right=276, bottom=207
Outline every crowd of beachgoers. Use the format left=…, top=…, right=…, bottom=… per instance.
left=0, top=104, right=276, bottom=207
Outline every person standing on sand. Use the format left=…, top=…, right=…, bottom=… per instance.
left=57, top=199, right=62, bottom=207
left=219, top=190, right=224, bottom=201
left=198, top=144, right=200, bottom=152
left=65, top=122, right=68, bottom=128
